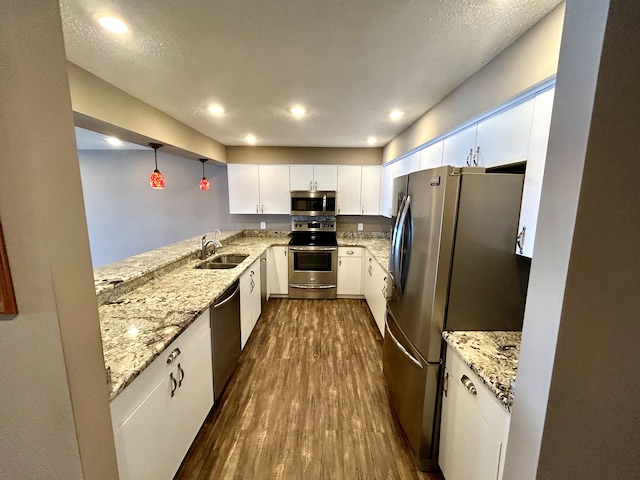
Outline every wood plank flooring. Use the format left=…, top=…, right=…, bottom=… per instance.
left=175, top=299, right=444, bottom=480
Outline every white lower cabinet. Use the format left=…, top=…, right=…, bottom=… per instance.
left=439, top=346, right=510, bottom=480
left=268, top=246, right=288, bottom=296
left=240, top=259, right=261, bottom=349
left=337, top=247, right=363, bottom=296
left=363, top=252, right=387, bottom=337
left=110, top=312, right=213, bottom=480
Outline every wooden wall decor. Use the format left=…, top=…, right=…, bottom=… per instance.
left=0, top=219, right=18, bottom=319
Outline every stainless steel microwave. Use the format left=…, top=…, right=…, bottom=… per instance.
left=290, top=191, right=336, bottom=216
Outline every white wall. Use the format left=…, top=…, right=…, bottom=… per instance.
left=79, top=150, right=228, bottom=266
left=505, top=0, right=640, bottom=478
left=0, top=1, right=118, bottom=478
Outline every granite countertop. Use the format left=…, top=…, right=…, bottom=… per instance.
left=442, top=331, right=521, bottom=411
left=99, top=231, right=390, bottom=400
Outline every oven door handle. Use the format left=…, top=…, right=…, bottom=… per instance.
left=289, top=284, right=336, bottom=289
left=288, top=246, right=337, bottom=252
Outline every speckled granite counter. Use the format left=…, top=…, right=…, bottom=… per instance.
left=442, top=331, right=521, bottom=411
left=337, top=233, right=390, bottom=271
left=99, top=231, right=390, bottom=401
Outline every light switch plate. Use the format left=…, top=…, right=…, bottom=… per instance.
left=357, top=223, right=363, bottom=231
left=260, top=221, right=266, bottom=230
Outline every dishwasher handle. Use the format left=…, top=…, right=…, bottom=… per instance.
left=213, top=283, right=240, bottom=310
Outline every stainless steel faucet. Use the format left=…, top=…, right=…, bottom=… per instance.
left=200, top=233, right=222, bottom=259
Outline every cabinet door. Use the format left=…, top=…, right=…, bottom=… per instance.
left=403, top=151, right=420, bottom=175
left=289, top=165, right=314, bottom=190
left=239, top=270, right=253, bottom=349
left=337, top=248, right=363, bottom=296
left=380, top=160, right=405, bottom=218
left=371, top=259, right=387, bottom=337
left=419, top=140, right=444, bottom=170
left=439, top=366, right=503, bottom=480
left=268, top=246, right=289, bottom=295
left=228, top=165, right=260, bottom=214
left=313, top=165, right=338, bottom=190
left=337, top=166, right=362, bottom=215
left=476, top=97, right=535, bottom=167
left=443, top=124, right=477, bottom=167
left=361, top=166, right=381, bottom=216
left=517, top=87, right=555, bottom=258
left=258, top=165, right=290, bottom=214
left=249, top=261, right=261, bottom=328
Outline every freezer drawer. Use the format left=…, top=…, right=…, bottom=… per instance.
left=383, top=311, right=441, bottom=471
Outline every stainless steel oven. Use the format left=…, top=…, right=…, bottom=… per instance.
left=288, top=217, right=338, bottom=299
left=290, top=191, right=336, bottom=216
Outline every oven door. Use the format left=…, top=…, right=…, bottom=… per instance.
left=288, top=246, right=337, bottom=299
left=290, top=191, right=336, bottom=216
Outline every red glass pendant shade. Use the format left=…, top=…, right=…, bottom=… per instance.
left=149, top=143, right=165, bottom=189
left=199, top=159, right=210, bottom=191
left=150, top=169, right=165, bottom=189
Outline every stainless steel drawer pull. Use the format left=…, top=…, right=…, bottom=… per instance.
left=166, top=348, right=181, bottom=364
left=177, top=364, right=185, bottom=387
left=346, top=250, right=354, bottom=255
left=461, top=375, right=477, bottom=395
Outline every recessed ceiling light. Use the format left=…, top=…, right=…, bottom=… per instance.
left=98, top=16, right=129, bottom=34
left=389, top=110, right=405, bottom=120
left=367, top=137, right=378, bottom=145
left=208, top=105, right=225, bottom=116
left=245, top=134, right=256, bottom=144
left=289, top=105, right=306, bottom=118
left=106, top=136, right=122, bottom=146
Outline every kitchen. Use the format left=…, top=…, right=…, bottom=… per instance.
left=2, top=1, right=639, bottom=480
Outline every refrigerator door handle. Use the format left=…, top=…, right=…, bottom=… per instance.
left=384, top=315, right=423, bottom=370
left=394, top=195, right=411, bottom=293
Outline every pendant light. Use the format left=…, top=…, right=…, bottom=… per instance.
left=199, top=159, right=210, bottom=191
left=148, top=143, right=165, bottom=189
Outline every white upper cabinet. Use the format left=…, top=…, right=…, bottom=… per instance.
left=442, top=124, right=477, bottom=167
left=516, top=86, right=555, bottom=258
left=227, top=164, right=289, bottom=214
left=258, top=165, right=290, bottom=214
left=475, top=97, right=535, bottom=167
left=403, top=151, right=420, bottom=175
left=227, top=164, right=260, bottom=214
left=360, top=166, right=381, bottom=216
left=337, top=166, right=362, bottom=215
left=380, top=159, right=405, bottom=218
left=290, top=165, right=337, bottom=191
left=419, top=140, right=444, bottom=170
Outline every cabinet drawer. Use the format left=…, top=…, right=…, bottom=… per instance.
left=444, top=347, right=508, bottom=435
left=338, top=247, right=363, bottom=257
left=110, top=311, right=210, bottom=431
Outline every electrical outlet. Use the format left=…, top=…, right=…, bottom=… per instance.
left=260, top=221, right=266, bottom=230
left=357, top=223, right=363, bottom=231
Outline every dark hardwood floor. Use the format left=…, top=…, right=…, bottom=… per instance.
left=175, top=298, right=444, bottom=480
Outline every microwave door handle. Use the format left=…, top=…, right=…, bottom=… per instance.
left=322, top=194, right=327, bottom=213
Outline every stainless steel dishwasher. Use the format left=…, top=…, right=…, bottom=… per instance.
left=210, top=280, right=241, bottom=400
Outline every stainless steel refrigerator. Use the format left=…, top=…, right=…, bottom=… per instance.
left=383, top=165, right=530, bottom=471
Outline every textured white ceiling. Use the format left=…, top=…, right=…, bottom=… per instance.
left=60, top=0, right=562, bottom=148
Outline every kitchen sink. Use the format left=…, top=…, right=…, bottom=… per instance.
left=195, top=254, right=249, bottom=270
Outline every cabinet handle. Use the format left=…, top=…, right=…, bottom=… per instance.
left=338, top=205, right=341, bottom=215
left=284, top=249, right=287, bottom=257
left=362, top=206, right=365, bottom=215
left=461, top=375, right=477, bottom=395
left=443, top=371, right=449, bottom=397
left=473, top=146, right=480, bottom=166
left=256, top=205, right=259, bottom=214
left=314, top=180, right=318, bottom=190
left=309, top=180, right=313, bottom=190
left=368, top=265, right=372, bottom=276
left=466, top=148, right=473, bottom=166
left=177, top=363, right=185, bottom=387
left=516, top=226, right=526, bottom=254
left=166, top=348, right=181, bottom=365
left=170, top=372, right=178, bottom=397
left=261, top=205, right=264, bottom=214
left=346, top=250, right=354, bottom=255
left=339, top=259, right=342, bottom=267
